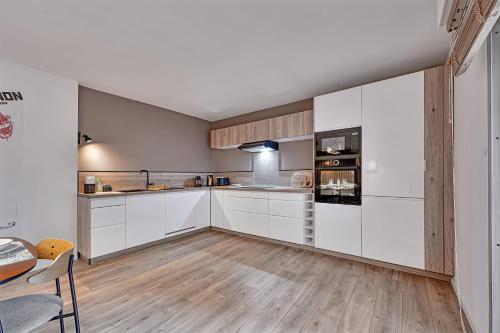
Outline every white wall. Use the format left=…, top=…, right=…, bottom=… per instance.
left=0, top=59, right=78, bottom=246
left=453, top=43, right=490, bottom=333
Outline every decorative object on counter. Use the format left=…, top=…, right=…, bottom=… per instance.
left=207, top=174, right=214, bottom=186
left=216, top=177, right=230, bottom=186
left=291, top=171, right=313, bottom=188
left=147, top=183, right=170, bottom=191
left=84, top=176, right=96, bottom=194
left=194, top=176, right=202, bottom=187
left=96, top=176, right=104, bottom=192
left=102, top=184, right=112, bottom=192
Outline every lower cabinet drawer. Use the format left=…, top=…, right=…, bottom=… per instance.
left=269, top=200, right=304, bottom=218
left=91, top=205, right=125, bottom=228
left=226, top=210, right=268, bottom=237
left=91, top=224, right=126, bottom=258
left=268, top=216, right=304, bottom=244
left=225, top=196, right=268, bottom=214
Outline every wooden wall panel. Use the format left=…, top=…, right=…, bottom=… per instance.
left=424, top=66, right=445, bottom=273
left=443, top=65, right=455, bottom=276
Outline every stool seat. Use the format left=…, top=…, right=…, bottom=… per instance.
left=0, top=294, right=63, bottom=333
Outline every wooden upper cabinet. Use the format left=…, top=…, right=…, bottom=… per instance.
left=210, top=111, right=311, bottom=148
left=269, top=110, right=313, bottom=140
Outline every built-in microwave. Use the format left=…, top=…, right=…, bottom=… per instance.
left=314, top=127, right=361, bottom=205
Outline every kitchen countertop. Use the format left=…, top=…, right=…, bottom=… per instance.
left=213, top=186, right=313, bottom=193
left=78, top=186, right=210, bottom=199
left=78, top=185, right=313, bottom=198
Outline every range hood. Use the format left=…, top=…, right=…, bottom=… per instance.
left=238, top=140, right=279, bottom=153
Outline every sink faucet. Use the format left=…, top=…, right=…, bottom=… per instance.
left=140, top=170, right=152, bottom=188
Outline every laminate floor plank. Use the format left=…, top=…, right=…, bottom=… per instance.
left=0, top=231, right=465, bottom=333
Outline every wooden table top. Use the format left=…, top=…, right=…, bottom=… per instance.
left=0, top=238, right=38, bottom=285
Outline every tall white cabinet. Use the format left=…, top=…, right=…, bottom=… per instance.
left=314, top=86, right=362, bottom=132
left=362, top=71, right=425, bottom=198
left=314, top=70, right=427, bottom=270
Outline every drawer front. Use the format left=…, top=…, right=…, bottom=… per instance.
left=90, top=205, right=126, bottom=228
left=226, top=211, right=268, bottom=237
left=268, top=192, right=305, bottom=201
left=268, top=216, right=304, bottom=244
left=90, top=197, right=125, bottom=209
left=91, top=224, right=125, bottom=258
left=315, top=203, right=361, bottom=256
left=225, top=196, right=268, bottom=214
left=269, top=200, right=304, bottom=218
left=224, top=190, right=269, bottom=199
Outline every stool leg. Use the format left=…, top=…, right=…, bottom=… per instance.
left=55, top=278, right=65, bottom=333
left=68, top=255, right=80, bottom=333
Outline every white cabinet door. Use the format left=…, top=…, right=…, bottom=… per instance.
left=211, top=190, right=225, bottom=228
left=362, top=196, right=424, bottom=269
left=224, top=196, right=268, bottom=215
left=126, top=194, right=165, bottom=248
left=314, top=203, right=361, bottom=256
left=91, top=224, right=125, bottom=258
left=195, top=191, right=210, bottom=228
left=268, top=216, right=304, bottom=244
left=362, top=71, right=424, bottom=198
left=314, top=86, right=362, bottom=132
left=225, top=210, right=268, bottom=237
left=165, top=192, right=197, bottom=234
left=269, top=200, right=304, bottom=219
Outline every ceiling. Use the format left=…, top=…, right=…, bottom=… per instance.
left=0, top=1, right=449, bottom=121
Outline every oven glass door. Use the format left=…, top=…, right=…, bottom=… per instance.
left=315, top=128, right=361, bottom=157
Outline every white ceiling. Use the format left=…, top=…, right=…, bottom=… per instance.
left=0, top=1, right=449, bottom=121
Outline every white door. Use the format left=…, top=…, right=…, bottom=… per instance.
left=362, top=196, right=424, bottom=269
left=314, top=86, right=361, bottom=132
left=362, top=71, right=424, bottom=198
left=314, top=203, right=361, bottom=256
left=195, top=191, right=210, bottom=228
left=165, top=192, right=196, bottom=234
left=0, top=101, right=22, bottom=237
left=126, top=194, right=165, bottom=248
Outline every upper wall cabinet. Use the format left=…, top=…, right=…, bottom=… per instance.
left=362, top=71, right=425, bottom=198
left=269, top=110, right=313, bottom=140
left=314, top=86, right=361, bottom=132
left=210, top=111, right=312, bottom=149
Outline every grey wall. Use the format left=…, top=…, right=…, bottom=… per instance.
left=78, top=87, right=212, bottom=172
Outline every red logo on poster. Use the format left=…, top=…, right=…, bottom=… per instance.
left=0, top=112, right=13, bottom=140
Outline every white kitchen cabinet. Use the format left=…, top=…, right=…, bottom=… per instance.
left=224, top=196, right=268, bottom=215
left=195, top=190, right=211, bottom=228
left=314, top=86, right=362, bottom=132
left=362, top=71, right=425, bottom=198
left=126, top=194, right=166, bottom=248
left=225, top=210, right=268, bottom=237
left=269, top=200, right=304, bottom=219
left=165, top=192, right=197, bottom=234
left=91, top=223, right=126, bottom=258
left=314, top=203, right=361, bottom=256
left=211, top=190, right=225, bottom=228
left=268, top=216, right=304, bottom=244
left=362, top=196, right=424, bottom=269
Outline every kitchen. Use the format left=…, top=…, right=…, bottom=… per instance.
left=0, top=1, right=498, bottom=333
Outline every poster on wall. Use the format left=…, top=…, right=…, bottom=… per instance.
left=0, top=91, right=23, bottom=237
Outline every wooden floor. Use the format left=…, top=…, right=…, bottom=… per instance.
left=0, top=231, right=466, bottom=333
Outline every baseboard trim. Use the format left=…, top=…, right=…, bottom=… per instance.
left=79, top=227, right=210, bottom=265
left=211, top=227, right=452, bottom=282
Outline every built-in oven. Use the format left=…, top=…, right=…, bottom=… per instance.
left=315, top=127, right=361, bottom=205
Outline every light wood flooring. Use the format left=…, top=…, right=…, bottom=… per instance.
left=0, top=231, right=466, bottom=333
